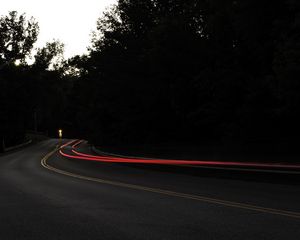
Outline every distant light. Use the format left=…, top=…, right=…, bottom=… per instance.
left=58, top=129, right=63, bottom=138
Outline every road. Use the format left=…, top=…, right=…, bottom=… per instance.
left=0, top=139, right=300, bottom=240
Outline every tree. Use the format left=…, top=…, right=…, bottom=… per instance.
left=33, top=40, right=64, bottom=70
left=273, top=0, right=300, bottom=142
left=0, top=11, right=39, bottom=64
left=68, top=0, right=300, bottom=158
left=0, top=11, right=39, bottom=148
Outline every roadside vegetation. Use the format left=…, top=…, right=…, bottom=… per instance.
left=1, top=1, right=300, bottom=160
left=0, top=11, right=67, bottom=150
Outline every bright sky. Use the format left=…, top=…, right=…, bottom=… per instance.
left=0, top=0, right=116, bottom=59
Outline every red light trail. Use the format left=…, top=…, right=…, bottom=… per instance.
left=58, top=140, right=300, bottom=170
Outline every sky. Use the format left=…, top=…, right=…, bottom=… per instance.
left=0, top=0, right=117, bottom=59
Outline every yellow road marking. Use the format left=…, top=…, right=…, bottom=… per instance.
left=41, top=148, right=300, bottom=220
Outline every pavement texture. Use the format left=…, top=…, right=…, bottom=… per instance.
left=0, top=139, right=299, bottom=240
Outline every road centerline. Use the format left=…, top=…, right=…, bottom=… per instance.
left=41, top=148, right=300, bottom=220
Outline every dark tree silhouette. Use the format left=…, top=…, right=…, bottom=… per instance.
left=0, top=11, right=39, bottom=151
left=66, top=0, right=300, bottom=161
left=0, top=12, right=66, bottom=151
left=1, top=2, right=300, bottom=161
left=34, top=40, right=64, bottom=70
left=0, top=11, right=39, bottom=65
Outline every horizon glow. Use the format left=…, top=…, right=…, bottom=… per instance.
left=0, top=0, right=116, bottom=59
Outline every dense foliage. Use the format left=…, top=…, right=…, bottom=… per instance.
left=1, top=1, right=300, bottom=157
left=0, top=11, right=67, bottom=150
left=67, top=0, right=300, bottom=154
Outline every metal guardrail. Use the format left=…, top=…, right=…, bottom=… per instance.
left=4, top=139, right=32, bottom=152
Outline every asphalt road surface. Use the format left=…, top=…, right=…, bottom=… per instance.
left=0, top=139, right=300, bottom=240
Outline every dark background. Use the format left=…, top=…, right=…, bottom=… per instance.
left=1, top=0, right=300, bottom=161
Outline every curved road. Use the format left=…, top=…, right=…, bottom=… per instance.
left=0, top=139, right=300, bottom=239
